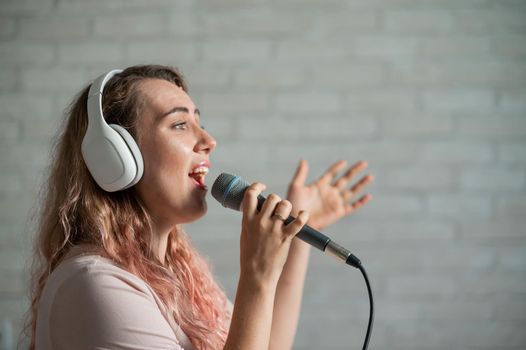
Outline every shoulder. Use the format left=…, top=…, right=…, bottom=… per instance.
left=54, top=254, right=153, bottom=300
left=44, top=255, right=185, bottom=349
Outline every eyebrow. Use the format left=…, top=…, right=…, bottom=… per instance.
left=157, top=106, right=200, bottom=121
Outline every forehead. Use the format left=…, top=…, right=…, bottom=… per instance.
left=136, top=78, right=195, bottom=118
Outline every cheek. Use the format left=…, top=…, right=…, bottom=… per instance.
left=143, top=137, right=192, bottom=183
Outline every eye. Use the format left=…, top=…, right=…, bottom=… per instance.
left=171, top=121, right=187, bottom=130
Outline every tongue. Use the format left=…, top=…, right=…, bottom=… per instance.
left=189, top=173, right=205, bottom=186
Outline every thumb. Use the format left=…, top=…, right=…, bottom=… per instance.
left=290, top=159, right=309, bottom=187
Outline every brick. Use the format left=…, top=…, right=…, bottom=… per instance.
left=420, top=141, right=494, bottom=164
left=18, top=16, right=90, bottom=39
left=0, top=94, right=54, bottom=120
left=310, top=64, right=385, bottom=88
left=0, top=119, right=20, bottom=145
left=201, top=91, right=269, bottom=114
left=380, top=114, right=453, bottom=137
left=0, top=42, right=55, bottom=65
left=202, top=9, right=309, bottom=36
left=20, top=116, right=61, bottom=142
left=0, top=67, right=18, bottom=91
left=500, top=89, right=526, bottom=113
left=499, top=143, right=526, bottom=163
left=364, top=244, right=494, bottom=272
left=275, top=92, right=342, bottom=113
left=494, top=300, right=526, bottom=321
left=460, top=168, right=525, bottom=190
left=0, top=0, right=53, bottom=14
left=124, top=40, right=198, bottom=66
left=57, top=0, right=189, bottom=14
left=497, top=195, right=526, bottom=218
left=202, top=40, right=272, bottom=63
left=459, top=219, right=526, bottom=239
left=457, top=115, right=526, bottom=139
left=454, top=9, right=526, bottom=33
left=497, top=245, right=526, bottom=272
left=386, top=273, right=457, bottom=296
left=347, top=219, right=456, bottom=242
left=420, top=36, right=492, bottom=57
left=345, top=89, right=418, bottom=113
left=427, top=194, right=492, bottom=218
left=0, top=224, right=26, bottom=249
left=233, top=66, right=304, bottom=89
left=237, top=115, right=377, bottom=141
left=390, top=322, right=526, bottom=348
left=275, top=40, right=350, bottom=62
left=363, top=194, right=423, bottom=217
left=211, top=142, right=271, bottom=173
left=0, top=18, right=15, bottom=39
left=58, top=42, right=123, bottom=64
left=422, top=89, right=496, bottom=112
left=389, top=61, right=526, bottom=87
left=175, top=65, right=230, bottom=90
left=1, top=143, right=50, bottom=171
left=166, top=12, right=202, bottom=37
left=0, top=269, right=25, bottom=295
left=94, top=14, right=164, bottom=38
left=382, top=166, right=455, bottom=190
left=394, top=299, right=492, bottom=321
left=351, top=35, right=419, bottom=59
left=384, top=10, right=455, bottom=33
left=20, top=67, right=87, bottom=92
left=303, top=10, right=378, bottom=36
left=491, top=34, right=526, bottom=57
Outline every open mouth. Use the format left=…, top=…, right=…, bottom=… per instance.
left=188, top=166, right=209, bottom=190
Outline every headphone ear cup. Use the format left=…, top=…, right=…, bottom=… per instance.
left=109, top=124, right=144, bottom=188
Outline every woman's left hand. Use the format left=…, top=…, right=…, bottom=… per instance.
left=286, top=159, right=374, bottom=230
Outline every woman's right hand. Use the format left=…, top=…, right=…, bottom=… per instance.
left=239, top=183, right=310, bottom=287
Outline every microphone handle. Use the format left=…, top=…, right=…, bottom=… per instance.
left=256, top=195, right=361, bottom=268
left=256, top=194, right=330, bottom=250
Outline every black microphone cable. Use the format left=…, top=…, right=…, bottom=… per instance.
left=357, top=263, right=374, bottom=350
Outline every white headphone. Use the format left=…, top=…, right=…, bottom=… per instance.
left=81, top=69, right=144, bottom=192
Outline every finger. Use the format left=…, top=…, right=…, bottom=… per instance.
left=334, top=161, right=368, bottom=190
left=283, top=210, right=310, bottom=237
left=259, top=193, right=282, bottom=219
left=272, top=200, right=293, bottom=227
left=290, top=159, right=309, bottom=188
left=318, top=160, right=347, bottom=185
left=349, top=174, right=374, bottom=196
left=242, top=182, right=267, bottom=218
left=273, top=199, right=292, bottom=219
left=344, top=194, right=373, bottom=216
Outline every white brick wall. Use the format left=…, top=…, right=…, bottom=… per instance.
left=1, top=0, right=525, bottom=349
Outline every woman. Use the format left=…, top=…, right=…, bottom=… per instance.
left=27, top=65, right=373, bottom=349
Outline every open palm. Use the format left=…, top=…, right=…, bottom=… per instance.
left=286, top=160, right=374, bottom=230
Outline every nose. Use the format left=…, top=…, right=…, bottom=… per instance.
left=195, top=126, right=217, bottom=154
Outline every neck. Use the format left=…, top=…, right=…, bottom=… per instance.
left=150, top=220, right=178, bottom=264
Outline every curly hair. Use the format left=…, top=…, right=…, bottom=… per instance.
left=26, top=65, right=231, bottom=349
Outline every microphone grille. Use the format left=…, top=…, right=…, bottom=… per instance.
left=211, top=173, right=250, bottom=211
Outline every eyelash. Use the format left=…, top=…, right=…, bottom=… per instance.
left=170, top=122, right=206, bottom=130
left=171, top=122, right=187, bottom=130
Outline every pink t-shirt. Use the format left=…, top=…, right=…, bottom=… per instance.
left=35, top=245, right=201, bottom=350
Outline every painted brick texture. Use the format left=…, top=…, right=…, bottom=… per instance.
left=0, top=1, right=525, bottom=349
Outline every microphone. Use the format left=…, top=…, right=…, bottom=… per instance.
left=211, top=173, right=362, bottom=268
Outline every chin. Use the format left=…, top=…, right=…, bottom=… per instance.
left=181, top=202, right=208, bottom=224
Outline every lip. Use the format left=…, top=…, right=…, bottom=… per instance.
left=189, top=160, right=211, bottom=190
left=190, top=160, right=211, bottom=172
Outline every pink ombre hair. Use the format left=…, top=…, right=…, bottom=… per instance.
left=26, top=65, right=231, bottom=349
